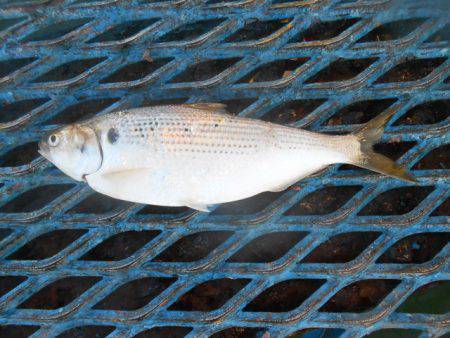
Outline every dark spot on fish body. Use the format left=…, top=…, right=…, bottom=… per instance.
left=107, top=128, right=119, bottom=144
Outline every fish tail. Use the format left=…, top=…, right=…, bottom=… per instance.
left=350, top=111, right=418, bottom=183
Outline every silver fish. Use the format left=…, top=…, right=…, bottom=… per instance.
left=38, top=103, right=416, bottom=212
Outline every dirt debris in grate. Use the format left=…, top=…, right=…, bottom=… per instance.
left=244, top=279, right=325, bottom=312
left=56, top=325, right=115, bottom=338
left=0, top=325, right=40, bottom=337
left=212, top=191, right=284, bottom=215
left=396, top=281, right=450, bottom=314
left=394, top=99, right=449, bottom=125
left=21, top=18, right=92, bottom=42
left=88, top=19, right=160, bottom=43
left=301, top=232, right=381, bottom=263
left=290, top=18, right=360, bottom=43
left=7, top=229, right=87, bottom=260
left=305, top=58, right=377, bottom=83
left=413, top=144, right=449, bottom=170
left=0, top=184, right=75, bottom=213
left=284, top=185, right=362, bottom=216
left=93, top=277, right=177, bottom=311
left=262, top=99, right=326, bottom=124
left=32, top=57, right=106, bottom=83
left=430, top=197, right=449, bottom=216
left=155, top=19, right=225, bottom=42
left=358, top=186, right=434, bottom=216
left=67, top=192, right=131, bottom=214
left=357, top=18, right=426, bottom=42
left=227, top=231, right=307, bottom=263
left=364, top=329, right=422, bottom=338
left=236, top=58, right=308, bottom=83
left=425, top=23, right=450, bottom=42
left=375, top=57, right=447, bottom=83
left=0, top=57, right=36, bottom=78
left=0, top=98, right=50, bottom=123
left=0, top=17, right=27, bottom=32
left=168, top=278, right=250, bottom=311
left=287, top=328, right=345, bottom=338
left=376, top=232, right=450, bottom=264
left=0, top=142, right=40, bottom=167
left=319, top=279, right=400, bottom=313
left=133, top=326, right=192, bottom=338
left=100, top=58, right=173, bottom=83
left=44, top=98, right=119, bottom=125
left=169, top=57, right=241, bottom=83
left=152, top=231, right=233, bottom=262
left=210, top=327, right=265, bottom=338
left=0, top=276, right=27, bottom=297
left=325, top=98, right=397, bottom=125
left=224, top=18, right=291, bottom=42
left=80, top=230, right=160, bottom=261
left=18, top=276, right=101, bottom=310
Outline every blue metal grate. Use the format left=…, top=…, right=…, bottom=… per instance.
left=0, top=0, right=448, bottom=337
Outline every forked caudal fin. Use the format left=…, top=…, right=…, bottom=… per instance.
left=351, top=110, right=418, bottom=183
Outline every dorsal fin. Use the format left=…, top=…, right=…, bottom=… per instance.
left=179, top=103, right=228, bottom=114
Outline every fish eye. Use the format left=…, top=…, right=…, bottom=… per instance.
left=48, top=134, right=60, bottom=147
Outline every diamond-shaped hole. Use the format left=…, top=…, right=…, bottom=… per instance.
left=0, top=326, right=40, bottom=337
left=32, top=57, right=106, bottom=83
left=236, top=58, right=308, bottom=83
left=376, top=232, right=450, bottom=264
left=325, top=98, right=397, bottom=125
left=305, top=58, right=377, bottom=83
left=56, top=325, right=115, bottom=338
left=169, top=57, right=241, bottom=83
left=431, top=197, right=449, bottom=216
left=0, top=57, right=37, bottom=78
left=134, top=327, right=192, bottom=338
left=290, top=18, right=360, bottom=43
left=357, top=18, right=426, bottom=42
left=18, top=276, right=101, bottom=309
left=396, top=281, right=449, bottom=314
left=100, top=58, right=173, bottom=83
left=0, top=142, right=40, bottom=167
left=152, top=231, right=233, bottom=262
left=394, top=100, right=449, bottom=125
left=288, top=329, right=345, bottom=338
left=156, top=19, right=225, bottom=42
left=224, top=19, right=291, bottom=43
left=375, top=57, right=446, bottom=83
left=319, top=279, right=400, bottom=313
left=364, top=329, right=422, bottom=338
left=93, top=277, right=176, bottom=311
left=6, top=229, right=87, bottom=260
left=210, top=327, right=265, bottom=338
left=425, top=23, right=450, bottom=43
left=261, top=99, right=326, bottom=124
left=301, top=232, right=381, bottom=263
left=168, top=278, right=250, bottom=311
left=44, top=98, right=119, bottom=125
left=217, top=98, right=256, bottom=115
left=0, top=228, right=11, bottom=241
left=22, top=18, right=91, bottom=42
left=358, top=186, right=434, bottom=216
left=0, top=184, right=75, bottom=213
left=213, top=191, right=284, bottom=215
left=0, top=98, right=50, bottom=123
left=88, top=19, right=160, bottom=43
left=227, top=231, right=307, bottom=263
left=138, top=97, right=189, bottom=107
left=80, top=230, right=160, bottom=261
left=136, top=205, right=190, bottom=215
left=244, top=279, right=325, bottom=312
left=67, top=192, right=131, bottom=214
left=285, top=185, right=362, bottom=216
left=413, top=144, right=449, bottom=170
left=0, top=17, right=27, bottom=32
left=0, top=276, right=27, bottom=297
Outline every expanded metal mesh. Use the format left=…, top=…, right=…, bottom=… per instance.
left=0, top=0, right=448, bottom=337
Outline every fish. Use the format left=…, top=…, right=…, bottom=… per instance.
left=38, top=103, right=417, bottom=212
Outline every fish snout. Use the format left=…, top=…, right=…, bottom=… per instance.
left=38, top=138, right=50, bottom=157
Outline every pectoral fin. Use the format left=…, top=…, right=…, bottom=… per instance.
left=186, top=203, right=213, bottom=212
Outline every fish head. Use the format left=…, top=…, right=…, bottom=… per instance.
left=38, top=124, right=102, bottom=181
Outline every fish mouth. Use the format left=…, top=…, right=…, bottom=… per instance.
left=38, top=139, right=50, bottom=159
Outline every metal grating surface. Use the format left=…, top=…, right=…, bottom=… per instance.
left=0, top=0, right=448, bottom=337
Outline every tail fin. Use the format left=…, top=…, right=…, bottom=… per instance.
left=351, top=111, right=417, bottom=183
